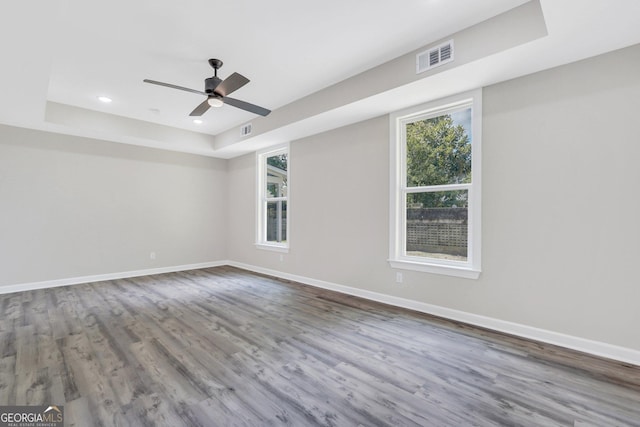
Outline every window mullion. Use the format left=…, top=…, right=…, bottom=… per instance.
left=404, top=183, right=471, bottom=193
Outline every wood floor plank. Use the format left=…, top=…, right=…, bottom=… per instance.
left=335, top=361, right=470, bottom=426
left=189, top=396, right=265, bottom=427
left=64, top=397, right=96, bottom=427
left=128, top=392, right=188, bottom=426
left=0, top=355, right=16, bottom=406
left=228, top=350, right=339, bottom=426
left=129, top=338, right=207, bottom=407
left=60, top=333, right=131, bottom=426
left=0, top=331, right=15, bottom=358
left=276, top=341, right=397, bottom=427
left=1, top=266, right=639, bottom=426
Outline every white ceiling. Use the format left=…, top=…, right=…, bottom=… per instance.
left=1, top=0, right=640, bottom=157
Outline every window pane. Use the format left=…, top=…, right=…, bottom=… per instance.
left=406, top=108, right=472, bottom=187
left=266, top=200, right=287, bottom=243
left=266, top=153, right=288, bottom=197
left=406, top=190, right=468, bottom=260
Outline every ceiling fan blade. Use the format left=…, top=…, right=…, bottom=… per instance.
left=214, top=72, right=249, bottom=97
left=189, top=99, right=211, bottom=116
left=143, top=79, right=206, bottom=96
left=224, top=97, right=271, bottom=117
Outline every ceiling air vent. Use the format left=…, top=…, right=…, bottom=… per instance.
left=240, top=123, right=252, bottom=137
left=416, top=39, right=454, bottom=74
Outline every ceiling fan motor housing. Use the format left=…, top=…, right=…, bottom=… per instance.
left=205, top=76, right=222, bottom=94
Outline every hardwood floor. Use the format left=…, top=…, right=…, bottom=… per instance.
left=1, top=266, right=639, bottom=426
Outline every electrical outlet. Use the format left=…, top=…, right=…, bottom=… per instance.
left=279, top=254, right=284, bottom=262
left=396, top=272, right=403, bottom=283
left=150, top=252, right=156, bottom=260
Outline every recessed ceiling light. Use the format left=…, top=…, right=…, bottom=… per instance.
left=97, top=96, right=112, bottom=103
left=193, top=119, right=203, bottom=124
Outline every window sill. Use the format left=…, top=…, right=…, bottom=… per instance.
left=255, top=243, right=289, bottom=253
left=388, top=259, right=480, bottom=279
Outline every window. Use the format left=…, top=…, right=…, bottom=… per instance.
left=256, top=145, right=289, bottom=251
left=389, top=90, right=481, bottom=278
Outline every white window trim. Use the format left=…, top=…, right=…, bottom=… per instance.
left=256, top=144, right=290, bottom=252
left=389, top=89, right=482, bottom=279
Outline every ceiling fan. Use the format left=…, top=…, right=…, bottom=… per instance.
left=143, top=58, right=271, bottom=117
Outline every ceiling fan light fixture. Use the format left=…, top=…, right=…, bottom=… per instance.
left=207, top=97, right=224, bottom=108
left=143, top=58, right=271, bottom=117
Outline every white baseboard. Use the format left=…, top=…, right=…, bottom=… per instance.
left=0, top=261, right=227, bottom=295
left=3, top=259, right=639, bottom=367
left=227, top=261, right=640, bottom=367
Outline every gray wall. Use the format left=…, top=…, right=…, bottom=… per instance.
left=227, top=44, right=640, bottom=352
left=0, top=126, right=228, bottom=286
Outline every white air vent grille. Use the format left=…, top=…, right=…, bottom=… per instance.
left=240, top=123, right=252, bottom=137
left=416, top=40, right=454, bottom=74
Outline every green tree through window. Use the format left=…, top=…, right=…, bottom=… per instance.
left=266, top=154, right=288, bottom=171
left=406, top=114, right=471, bottom=208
